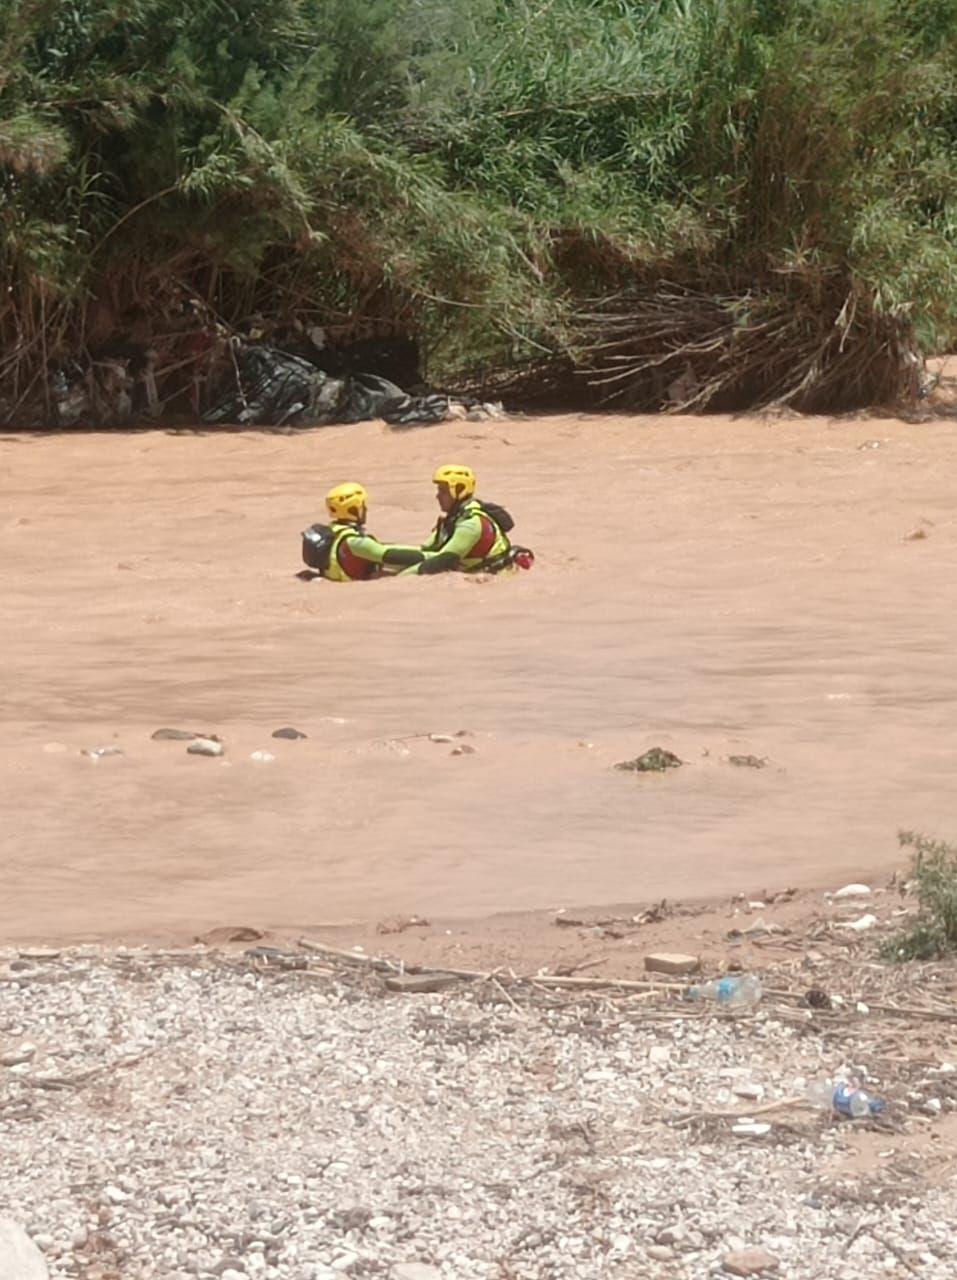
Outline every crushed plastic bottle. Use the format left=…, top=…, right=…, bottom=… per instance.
left=805, top=1077, right=885, bottom=1117
left=685, top=975, right=762, bottom=1007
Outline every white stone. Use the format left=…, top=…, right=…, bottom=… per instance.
left=732, top=1121, right=772, bottom=1137
left=0, top=1220, right=49, bottom=1280
left=391, top=1266, right=442, bottom=1280
left=833, top=883, right=871, bottom=899
left=187, top=738, right=224, bottom=757
left=837, top=913, right=877, bottom=932
left=648, top=1045, right=671, bottom=1065
left=250, top=751, right=275, bottom=763
left=0, top=1044, right=36, bottom=1067
left=732, top=1082, right=764, bottom=1100
left=644, top=952, right=700, bottom=976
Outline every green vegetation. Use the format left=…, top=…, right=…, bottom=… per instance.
left=881, top=831, right=957, bottom=961
left=2, top=0, right=957, bottom=422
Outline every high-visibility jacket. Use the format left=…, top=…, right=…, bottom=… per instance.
left=422, top=499, right=510, bottom=572
left=323, top=523, right=422, bottom=582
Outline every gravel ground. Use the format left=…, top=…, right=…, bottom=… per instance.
left=1, top=947, right=954, bottom=1280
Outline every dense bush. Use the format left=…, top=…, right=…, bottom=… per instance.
left=2, top=0, right=957, bottom=421
left=881, top=831, right=957, bottom=961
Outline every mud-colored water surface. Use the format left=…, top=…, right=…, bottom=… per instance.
left=2, top=398, right=956, bottom=942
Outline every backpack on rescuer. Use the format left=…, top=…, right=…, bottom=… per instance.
left=479, top=499, right=514, bottom=533
left=301, top=522, right=336, bottom=572
left=474, top=499, right=535, bottom=572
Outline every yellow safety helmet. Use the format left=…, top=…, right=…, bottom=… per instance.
left=325, top=482, right=368, bottom=522
left=432, top=463, right=476, bottom=502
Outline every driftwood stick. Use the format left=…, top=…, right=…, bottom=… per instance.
left=670, top=1095, right=805, bottom=1126
left=492, top=977, right=525, bottom=1015
left=298, top=937, right=489, bottom=981
left=530, top=974, right=682, bottom=993
left=298, top=937, right=395, bottom=971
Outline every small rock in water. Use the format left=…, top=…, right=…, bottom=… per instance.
left=197, top=925, right=264, bottom=945
left=832, top=883, right=871, bottom=899
left=728, top=754, right=768, bottom=768
left=614, top=747, right=683, bottom=773
left=271, top=727, right=307, bottom=740
left=722, top=1247, right=780, bottom=1276
left=151, top=727, right=204, bottom=740
left=250, top=751, right=275, bottom=763
left=376, top=914, right=430, bottom=935
left=80, top=745, right=124, bottom=759
left=450, top=744, right=476, bottom=756
left=0, top=1219, right=49, bottom=1280
left=187, top=738, right=224, bottom=757
left=429, top=733, right=455, bottom=744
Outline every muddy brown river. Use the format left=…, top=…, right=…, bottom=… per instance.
left=2, top=400, right=956, bottom=941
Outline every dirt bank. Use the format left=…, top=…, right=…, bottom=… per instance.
left=2, top=391, right=957, bottom=944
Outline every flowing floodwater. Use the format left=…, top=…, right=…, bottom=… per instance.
left=2, top=401, right=956, bottom=941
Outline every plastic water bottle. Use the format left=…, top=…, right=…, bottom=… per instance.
left=686, top=975, right=762, bottom=1007
left=805, top=1078, right=885, bottom=1117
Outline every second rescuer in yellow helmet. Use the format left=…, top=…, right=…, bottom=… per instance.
left=410, top=463, right=534, bottom=574
left=301, top=483, right=426, bottom=582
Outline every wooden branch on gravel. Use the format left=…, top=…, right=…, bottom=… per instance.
left=299, top=936, right=489, bottom=980
left=298, top=937, right=399, bottom=971
left=669, top=1095, right=806, bottom=1126
left=298, top=938, right=685, bottom=994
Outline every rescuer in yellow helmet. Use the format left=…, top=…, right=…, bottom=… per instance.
left=301, top=482, right=425, bottom=581
left=414, top=464, right=533, bottom=574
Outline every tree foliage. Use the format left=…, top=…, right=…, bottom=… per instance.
left=2, top=0, right=957, bottom=421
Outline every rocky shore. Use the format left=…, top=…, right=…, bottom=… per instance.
left=2, top=939, right=955, bottom=1280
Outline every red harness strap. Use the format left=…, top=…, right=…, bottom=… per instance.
left=336, top=535, right=378, bottom=580
left=468, top=513, right=499, bottom=561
